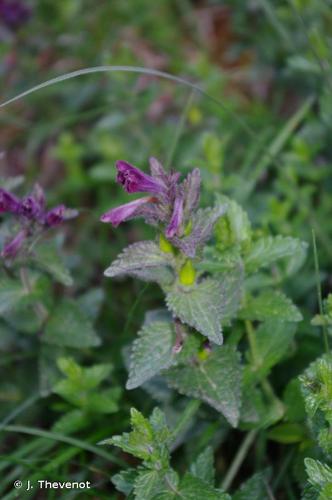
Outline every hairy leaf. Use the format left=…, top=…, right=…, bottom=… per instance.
left=166, top=279, right=224, bottom=345
left=178, top=473, right=230, bottom=499
left=240, top=290, right=302, bottom=322
left=0, top=276, right=28, bottom=314
left=244, top=235, right=308, bottom=274
left=166, top=346, right=242, bottom=427
left=104, top=240, right=174, bottom=284
left=126, top=321, right=175, bottom=390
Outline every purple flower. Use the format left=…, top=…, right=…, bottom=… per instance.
left=116, top=160, right=166, bottom=195
left=0, top=183, right=78, bottom=260
left=0, top=0, right=31, bottom=30
left=166, top=191, right=184, bottom=238
left=0, top=188, right=20, bottom=214
left=19, top=196, right=43, bottom=219
left=101, top=197, right=157, bottom=227
left=44, top=205, right=66, bottom=227
left=1, top=229, right=26, bottom=258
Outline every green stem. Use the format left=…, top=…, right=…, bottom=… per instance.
left=221, top=429, right=258, bottom=491
left=245, top=319, right=259, bottom=365
left=312, top=229, right=330, bottom=354
left=170, top=399, right=201, bottom=446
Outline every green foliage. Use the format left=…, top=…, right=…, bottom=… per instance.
left=240, top=290, right=302, bottom=322
left=126, top=321, right=175, bottom=390
left=106, top=408, right=229, bottom=499
left=303, top=459, right=332, bottom=500
left=166, top=347, right=242, bottom=427
left=43, top=299, right=100, bottom=348
left=53, top=357, right=120, bottom=433
left=300, top=354, right=332, bottom=457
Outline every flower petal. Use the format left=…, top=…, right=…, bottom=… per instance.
left=166, top=191, right=184, bottom=238
left=100, top=196, right=156, bottom=227
left=116, top=160, right=165, bottom=195
left=0, top=188, right=21, bottom=214
left=1, top=229, right=26, bottom=258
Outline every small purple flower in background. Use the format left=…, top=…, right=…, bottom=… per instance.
left=0, top=184, right=77, bottom=259
left=1, top=228, right=26, bottom=258
left=0, top=0, right=31, bottom=30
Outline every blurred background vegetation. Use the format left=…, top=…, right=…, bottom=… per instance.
left=0, top=0, right=331, bottom=498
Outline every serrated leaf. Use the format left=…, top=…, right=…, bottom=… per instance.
left=305, top=458, right=332, bottom=488
left=244, top=235, right=308, bottom=274
left=105, top=407, right=170, bottom=467
left=166, top=279, right=224, bottom=345
left=179, top=473, right=230, bottom=499
left=166, top=346, right=242, bottom=427
left=267, top=423, right=307, bottom=444
left=127, top=321, right=175, bottom=390
left=43, top=300, right=100, bottom=348
left=134, top=469, right=165, bottom=500
left=31, top=242, right=73, bottom=286
left=170, top=204, right=227, bottom=258
left=240, top=290, right=302, bottom=322
left=104, top=241, right=174, bottom=284
left=190, top=446, right=215, bottom=486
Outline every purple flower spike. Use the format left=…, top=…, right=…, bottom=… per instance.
left=116, top=160, right=166, bottom=195
left=20, top=196, right=43, bottom=219
left=101, top=196, right=156, bottom=227
left=44, top=205, right=66, bottom=227
left=1, top=229, right=26, bottom=258
left=0, top=188, right=20, bottom=214
left=166, top=192, right=184, bottom=238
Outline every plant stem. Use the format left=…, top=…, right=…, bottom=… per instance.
left=170, top=399, right=201, bottom=446
left=221, top=429, right=258, bottom=491
left=245, top=319, right=259, bottom=365
left=19, top=267, right=48, bottom=323
left=312, top=229, right=330, bottom=354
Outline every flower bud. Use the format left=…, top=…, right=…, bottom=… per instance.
left=179, top=259, right=196, bottom=286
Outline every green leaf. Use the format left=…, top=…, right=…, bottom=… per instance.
left=244, top=235, right=308, bottom=274
left=240, top=290, right=302, bottom=322
left=43, top=299, right=100, bottom=348
left=134, top=469, right=166, bottom=500
left=31, top=242, right=73, bottom=286
left=267, top=423, right=307, bottom=444
left=0, top=276, right=28, bottom=314
left=305, top=458, right=332, bottom=488
left=244, top=320, right=297, bottom=382
left=85, top=388, right=120, bottom=414
left=233, top=469, right=271, bottom=500
left=77, top=287, right=104, bottom=321
left=103, top=408, right=170, bottom=468
left=214, top=195, right=251, bottom=250
left=112, top=468, right=138, bottom=496
left=178, top=473, right=230, bottom=499
left=166, top=346, right=242, bottom=427
left=126, top=321, right=175, bottom=390
left=52, top=409, right=89, bottom=434
left=190, top=446, right=215, bottom=486
left=104, top=241, right=174, bottom=285
left=166, top=279, right=224, bottom=345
